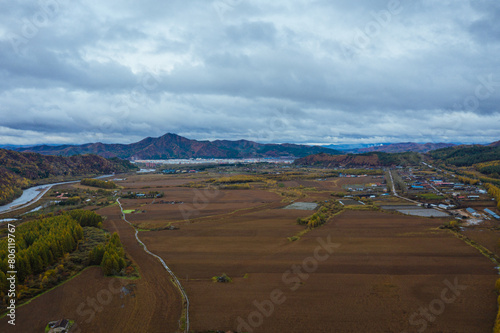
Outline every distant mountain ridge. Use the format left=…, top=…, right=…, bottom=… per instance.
left=353, top=142, right=456, bottom=153
left=16, top=133, right=340, bottom=160
left=489, top=140, right=500, bottom=147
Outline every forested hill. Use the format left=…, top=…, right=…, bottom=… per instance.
left=427, top=145, right=500, bottom=167
left=0, top=149, right=137, bottom=206
left=294, top=152, right=421, bottom=167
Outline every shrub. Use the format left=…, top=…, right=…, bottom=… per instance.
left=212, top=273, right=232, bottom=283
left=81, top=178, right=117, bottom=189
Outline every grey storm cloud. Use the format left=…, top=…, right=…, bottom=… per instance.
left=0, top=0, right=499, bottom=146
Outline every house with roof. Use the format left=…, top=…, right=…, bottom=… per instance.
left=47, top=319, right=71, bottom=333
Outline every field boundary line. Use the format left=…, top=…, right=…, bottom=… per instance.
left=0, top=266, right=96, bottom=319
left=139, top=201, right=280, bottom=229
left=447, top=229, right=500, bottom=267
left=116, top=198, right=189, bottom=333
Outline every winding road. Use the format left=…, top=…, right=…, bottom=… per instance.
left=116, top=198, right=190, bottom=333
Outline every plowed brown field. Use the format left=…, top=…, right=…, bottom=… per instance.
left=1, top=173, right=497, bottom=333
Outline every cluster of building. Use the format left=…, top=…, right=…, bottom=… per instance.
left=134, top=158, right=295, bottom=167
left=396, top=166, right=500, bottom=222
left=402, top=168, right=488, bottom=200
left=343, top=182, right=388, bottom=197
left=162, top=169, right=198, bottom=174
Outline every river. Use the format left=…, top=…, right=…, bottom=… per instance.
left=0, top=174, right=114, bottom=215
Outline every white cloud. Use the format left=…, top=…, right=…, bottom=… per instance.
left=0, top=0, right=499, bottom=146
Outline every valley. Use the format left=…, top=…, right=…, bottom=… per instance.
left=1, top=160, right=499, bottom=332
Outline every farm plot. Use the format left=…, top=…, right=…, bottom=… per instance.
left=140, top=208, right=497, bottom=332
left=0, top=204, right=183, bottom=333
left=283, top=202, right=318, bottom=210
left=381, top=205, right=450, bottom=218
left=120, top=188, right=282, bottom=228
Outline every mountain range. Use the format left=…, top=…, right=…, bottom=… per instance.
left=353, top=142, right=456, bottom=153
left=15, top=133, right=340, bottom=160
left=13, top=134, right=500, bottom=160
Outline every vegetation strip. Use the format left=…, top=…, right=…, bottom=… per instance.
left=447, top=229, right=500, bottom=265
left=0, top=267, right=90, bottom=319
left=116, top=199, right=189, bottom=333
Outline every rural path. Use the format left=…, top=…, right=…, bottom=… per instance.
left=116, top=199, right=190, bottom=333
left=388, top=169, right=421, bottom=204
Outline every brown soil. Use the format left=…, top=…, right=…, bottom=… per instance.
left=0, top=204, right=183, bottom=333
left=121, top=188, right=282, bottom=227
left=142, top=208, right=497, bottom=332
left=2, top=173, right=497, bottom=333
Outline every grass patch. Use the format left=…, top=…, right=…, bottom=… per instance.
left=1, top=267, right=92, bottom=318
left=288, top=228, right=311, bottom=242
left=212, top=273, right=232, bottom=283
left=448, top=230, right=500, bottom=265
left=417, top=193, right=445, bottom=200
left=345, top=204, right=380, bottom=211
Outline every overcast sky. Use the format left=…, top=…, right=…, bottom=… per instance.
left=0, top=0, right=499, bottom=146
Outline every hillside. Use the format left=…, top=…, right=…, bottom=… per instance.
left=489, top=140, right=500, bottom=147
left=355, top=142, right=455, bottom=153
left=0, top=149, right=138, bottom=206
left=16, top=133, right=340, bottom=160
left=428, top=144, right=500, bottom=167
left=294, top=152, right=421, bottom=167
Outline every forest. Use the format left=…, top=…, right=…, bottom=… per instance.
left=428, top=145, right=500, bottom=167
left=485, top=183, right=500, bottom=210
left=0, top=149, right=137, bottom=205
left=0, top=210, right=129, bottom=308
left=475, top=161, right=500, bottom=179
left=0, top=214, right=83, bottom=290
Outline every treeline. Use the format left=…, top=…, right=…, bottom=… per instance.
left=0, top=215, right=84, bottom=285
left=81, top=178, right=117, bottom=189
left=294, top=152, right=421, bottom=168
left=495, top=279, right=500, bottom=333
left=485, top=184, right=500, bottom=210
left=297, top=212, right=327, bottom=229
left=428, top=145, right=500, bottom=167
left=89, top=232, right=127, bottom=276
left=68, top=209, right=103, bottom=227
left=297, top=202, right=344, bottom=229
left=457, top=170, right=500, bottom=187
left=0, top=148, right=137, bottom=206
left=476, top=161, right=500, bottom=179
left=457, top=175, right=480, bottom=185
